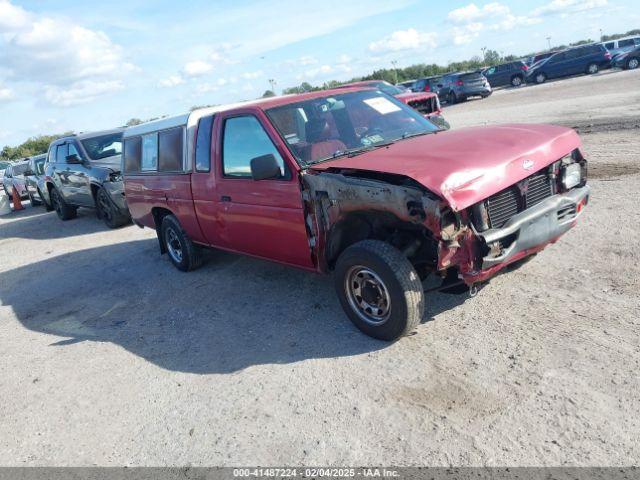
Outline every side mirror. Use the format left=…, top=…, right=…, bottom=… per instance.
left=250, top=154, right=281, bottom=181
left=66, top=154, right=82, bottom=164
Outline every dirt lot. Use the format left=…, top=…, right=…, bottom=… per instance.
left=1, top=70, right=639, bottom=467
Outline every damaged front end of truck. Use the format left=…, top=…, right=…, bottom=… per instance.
left=301, top=147, right=590, bottom=291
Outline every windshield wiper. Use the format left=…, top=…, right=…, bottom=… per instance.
left=306, top=141, right=395, bottom=165
left=398, top=130, right=433, bottom=141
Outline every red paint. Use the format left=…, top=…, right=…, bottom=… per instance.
left=311, top=123, right=581, bottom=211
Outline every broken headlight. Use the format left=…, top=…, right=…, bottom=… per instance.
left=562, top=163, right=582, bottom=190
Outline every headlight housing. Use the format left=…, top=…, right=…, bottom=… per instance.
left=562, top=162, right=582, bottom=190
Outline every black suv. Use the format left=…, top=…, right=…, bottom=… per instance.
left=526, top=43, right=612, bottom=84
left=482, top=60, right=529, bottom=87
left=44, top=129, right=130, bottom=228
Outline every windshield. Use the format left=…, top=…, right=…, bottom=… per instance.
left=266, top=90, right=439, bottom=165
left=81, top=133, right=123, bottom=160
left=12, top=163, right=28, bottom=175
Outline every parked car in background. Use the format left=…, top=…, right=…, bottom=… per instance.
left=123, top=88, right=589, bottom=341
left=24, top=154, right=50, bottom=208
left=337, top=80, right=449, bottom=129
left=612, top=45, right=640, bottom=70
left=0, top=161, right=9, bottom=186
left=2, top=160, right=29, bottom=199
left=482, top=60, right=529, bottom=87
left=525, top=51, right=558, bottom=66
left=397, top=80, right=416, bottom=90
left=44, top=129, right=131, bottom=228
left=602, top=36, right=640, bottom=58
left=437, top=71, right=492, bottom=104
left=411, top=75, right=445, bottom=94
left=526, top=44, right=612, bottom=84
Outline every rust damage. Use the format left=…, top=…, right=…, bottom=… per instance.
left=301, top=169, right=476, bottom=277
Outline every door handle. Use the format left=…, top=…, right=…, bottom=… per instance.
left=221, top=195, right=231, bottom=202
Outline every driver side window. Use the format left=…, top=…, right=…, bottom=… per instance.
left=222, top=115, right=287, bottom=179
left=56, top=144, right=68, bottom=163
left=68, top=143, right=80, bottom=159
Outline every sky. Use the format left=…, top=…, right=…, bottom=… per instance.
left=0, top=0, right=638, bottom=147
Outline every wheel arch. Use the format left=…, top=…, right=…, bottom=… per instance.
left=151, top=206, right=175, bottom=254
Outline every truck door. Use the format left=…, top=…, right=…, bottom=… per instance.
left=209, top=110, right=315, bottom=269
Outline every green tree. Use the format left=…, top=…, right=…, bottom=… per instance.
left=262, top=90, right=276, bottom=98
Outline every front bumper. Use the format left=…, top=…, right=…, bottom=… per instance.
left=478, top=185, right=590, bottom=270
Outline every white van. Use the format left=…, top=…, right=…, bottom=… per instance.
left=602, top=36, right=640, bottom=57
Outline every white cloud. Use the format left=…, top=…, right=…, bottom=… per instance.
left=0, top=0, right=132, bottom=107
left=242, top=70, right=263, bottom=80
left=337, top=54, right=352, bottom=64
left=44, top=80, right=124, bottom=107
left=183, top=60, right=214, bottom=77
left=532, top=0, right=608, bottom=16
left=448, top=2, right=510, bottom=24
left=158, top=75, right=185, bottom=88
left=0, top=86, right=14, bottom=102
left=368, top=28, right=438, bottom=53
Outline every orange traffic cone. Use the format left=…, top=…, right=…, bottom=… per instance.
left=12, top=185, right=24, bottom=211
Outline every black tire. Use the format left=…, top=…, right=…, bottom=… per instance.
left=28, top=191, right=42, bottom=206
left=95, top=186, right=130, bottom=229
left=627, top=57, right=639, bottom=70
left=534, top=72, right=547, bottom=84
left=50, top=187, right=77, bottom=220
left=334, top=240, right=424, bottom=341
left=511, top=75, right=523, bottom=87
left=447, top=92, right=457, bottom=105
left=586, top=63, right=599, bottom=75
left=160, top=214, right=203, bottom=272
left=3, top=185, right=11, bottom=200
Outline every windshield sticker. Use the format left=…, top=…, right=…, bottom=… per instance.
left=362, top=134, right=384, bottom=146
left=364, top=97, right=402, bottom=115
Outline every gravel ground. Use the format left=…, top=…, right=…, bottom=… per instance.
left=1, top=70, right=639, bottom=467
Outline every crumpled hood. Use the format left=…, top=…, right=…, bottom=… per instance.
left=89, top=154, right=122, bottom=172
left=310, top=123, right=581, bottom=211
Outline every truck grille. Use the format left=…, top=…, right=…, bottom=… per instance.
left=486, top=168, right=554, bottom=229
left=408, top=97, right=437, bottom=115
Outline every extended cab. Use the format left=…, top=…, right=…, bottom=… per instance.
left=45, top=129, right=130, bottom=228
left=123, top=89, right=589, bottom=341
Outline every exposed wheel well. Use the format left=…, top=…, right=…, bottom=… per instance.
left=90, top=184, right=100, bottom=202
left=151, top=207, right=174, bottom=254
left=325, top=210, right=437, bottom=273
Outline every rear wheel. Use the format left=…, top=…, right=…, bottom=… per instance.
left=334, top=240, right=424, bottom=341
left=50, top=187, right=77, bottom=220
left=511, top=75, right=523, bottom=87
left=447, top=92, right=457, bottom=105
left=28, top=191, right=42, bottom=206
left=39, top=188, right=53, bottom=211
left=627, top=57, right=639, bottom=70
left=586, top=63, right=599, bottom=74
left=95, top=186, right=130, bottom=229
left=534, top=72, right=547, bottom=84
left=160, top=215, right=203, bottom=272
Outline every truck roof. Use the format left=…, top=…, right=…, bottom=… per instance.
left=123, top=87, right=370, bottom=139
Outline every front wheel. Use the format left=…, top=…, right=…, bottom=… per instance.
left=534, top=72, right=547, bottom=84
left=586, top=63, right=599, bottom=74
left=160, top=215, right=203, bottom=272
left=627, top=57, right=639, bottom=70
left=50, top=187, right=77, bottom=221
left=511, top=75, right=523, bottom=87
left=95, top=186, right=130, bottom=229
left=334, top=240, right=424, bottom=341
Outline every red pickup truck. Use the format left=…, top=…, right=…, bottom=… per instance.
left=123, top=88, right=589, bottom=340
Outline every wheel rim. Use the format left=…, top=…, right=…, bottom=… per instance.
left=512, top=77, right=522, bottom=86
left=536, top=74, right=545, bottom=83
left=588, top=64, right=598, bottom=74
left=97, top=191, right=113, bottom=223
left=166, top=227, right=183, bottom=263
left=344, top=266, right=391, bottom=326
left=629, top=58, right=639, bottom=69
